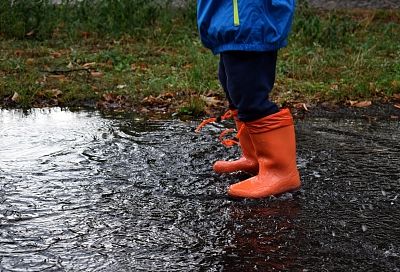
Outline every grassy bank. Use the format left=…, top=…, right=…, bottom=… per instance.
left=1, top=0, right=399, bottom=116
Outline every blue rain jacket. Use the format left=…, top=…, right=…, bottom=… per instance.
left=197, top=0, right=295, bottom=54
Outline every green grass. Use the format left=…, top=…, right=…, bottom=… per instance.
left=276, top=8, right=400, bottom=104
left=0, top=1, right=399, bottom=115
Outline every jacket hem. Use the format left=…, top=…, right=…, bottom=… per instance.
left=211, top=41, right=288, bottom=55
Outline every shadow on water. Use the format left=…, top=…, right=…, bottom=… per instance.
left=0, top=108, right=399, bottom=271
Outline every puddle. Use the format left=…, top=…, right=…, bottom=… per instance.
left=0, top=108, right=399, bottom=271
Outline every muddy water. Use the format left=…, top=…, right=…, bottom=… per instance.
left=0, top=108, right=399, bottom=271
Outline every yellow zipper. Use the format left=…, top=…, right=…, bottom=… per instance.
left=233, top=0, right=240, bottom=26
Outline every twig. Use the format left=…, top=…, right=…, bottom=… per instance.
left=40, top=68, right=90, bottom=74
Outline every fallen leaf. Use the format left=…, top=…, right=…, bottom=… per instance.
left=26, top=58, right=35, bottom=65
left=349, top=100, right=358, bottom=106
left=11, top=92, right=19, bottom=102
left=97, top=93, right=130, bottom=110
left=394, top=93, right=400, bottom=100
left=330, top=84, right=339, bottom=91
left=81, top=32, right=90, bottom=39
left=394, top=104, right=400, bottom=109
left=142, top=95, right=159, bottom=104
left=350, top=101, right=372, bottom=108
left=46, top=89, right=63, bottom=98
left=201, top=95, right=223, bottom=107
left=14, top=50, right=24, bottom=57
left=82, top=62, right=96, bottom=68
left=131, top=63, right=149, bottom=71
left=159, top=92, right=174, bottom=99
left=91, top=71, right=104, bottom=78
left=293, top=102, right=309, bottom=111
left=51, top=52, right=62, bottom=58
left=116, top=84, right=127, bottom=89
left=26, top=30, right=35, bottom=36
left=48, top=74, right=66, bottom=81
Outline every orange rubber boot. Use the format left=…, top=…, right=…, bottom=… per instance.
left=228, top=109, right=301, bottom=198
left=213, top=114, right=258, bottom=175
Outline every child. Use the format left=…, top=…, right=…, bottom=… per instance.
left=197, top=0, right=301, bottom=198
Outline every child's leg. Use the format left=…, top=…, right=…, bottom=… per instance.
left=220, top=51, right=279, bottom=121
left=213, top=54, right=259, bottom=175
left=218, top=51, right=301, bottom=198
left=218, top=56, right=236, bottom=110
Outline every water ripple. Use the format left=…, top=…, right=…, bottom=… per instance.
left=0, top=109, right=399, bottom=271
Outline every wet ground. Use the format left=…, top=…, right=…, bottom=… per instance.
left=0, top=108, right=399, bottom=271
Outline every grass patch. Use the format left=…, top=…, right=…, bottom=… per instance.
left=0, top=1, right=399, bottom=115
left=274, top=7, right=400, bottom=105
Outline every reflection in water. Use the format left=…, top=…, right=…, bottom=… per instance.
left=0, top=108, right=399, bottom=271
left=222, top=199, right=301, bottom=271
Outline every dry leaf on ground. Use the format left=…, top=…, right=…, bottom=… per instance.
left=11, top=92, right=19, bottom=102
left=293, top=102, right=309, bottom=111
left=200, top=95, right=224, bottom=107
left=48, top=75, right=66, bottom=81
left=51, top=52, right=62, bottom=58
left=26, top=58, right=35, bottom=65
left=46, top=89, right=63, bottom=98
left=83, top=62, right=96, bottom=68
left=91, top=71, right=104, bottom=78
left=349, top=100, right=372, bottom=108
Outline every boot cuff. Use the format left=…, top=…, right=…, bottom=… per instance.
left=245, top=109, right=294, bottom=134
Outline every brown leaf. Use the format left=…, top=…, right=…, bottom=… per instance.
left=82, top=62, right=96, bottom=68
left=350, top=101, right=372, bottom=108
left=81, top=32, right=90, bottom=39
left=102, top=93, right=115, bottom=102
left=131, top=63, right=149, bottom=72
left=26, top=58, right=35, bottom=65
left=14, top=50, right=24, bottom=57
left=51, top=52, right=62, bottom=58
left=293, top=102, right=309, bottom=111
left=201, top=95, right=224, bottom=107
left=142, top=95, right=159, bottom=104
left=46, top=89, right=63, bottom=98
left=330, top=84, right=339, bottom=91
left=394, top=93, right=400, bottom=100
left=48, top=74, right=66, bottom=81
left=183, top=63, right=193, bottom=69
left=159, top=92, right=174, bottom=99
left=26, top=30, right=35, bottom=37
left=394, top=104, right=400, bottom=109
left=91, top=71, right=104, bottom=78
left=91, top=85, right=99, bottom=92
left=11, top=92, right=19, bottom=102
